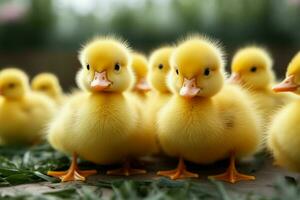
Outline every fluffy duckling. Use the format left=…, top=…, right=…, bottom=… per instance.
left=0, top=68, right=55, bottom=145
left=128, top=52, right=151, bottom=111
left=31, top=73, right=65, bottom=105
left=130, top=52, right=151, bottom=93
left=268, top=52, right=300, bottom=171
left=228, top=46, right=295, bottom=126
left=157, top=36, right=262, bottom=183
left=148, top=46, right=174, bottom=94
left=47, top=37, right=150, bottom=182
left=144, top=46, right=174, bottom=152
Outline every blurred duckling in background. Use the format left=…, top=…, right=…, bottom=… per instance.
left=148, top=46, right=174, bottom=95
left=157, top=36, right=262, bottom=183
left=130, top=52, right=151, bottom=93
left=47, top=37, right=151, bottom=182
left=228, top=46, right=296, bottom=127
left=128, top=52, right=151, bottom=109
left=144, top=46, right=174, bottom=152
left=0, top=68, right=55, bottom=145
left=31, top=73, right=65, bottom=106
left=268, top=52, right=300, bottom=171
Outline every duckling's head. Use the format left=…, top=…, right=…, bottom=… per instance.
left=148, top=46, right=174, bottom=93
left=77, top=37, right=132, bottom=93
left=273, top=52, right=300, bottom=94
left=229, top=46, right=274, bottom=90
left=168, top=36, right=225, bottom=98
left=0, top=68, right=29, bottom=99
left=31, top=73, right=62, bottom=98
left=130, top=52, right=150, bottom=92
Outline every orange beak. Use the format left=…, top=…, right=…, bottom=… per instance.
left=179, top=77, right=201, bottom=98
left=135, top=78, right=151, bottom=92
left=227, top=73, right=241, bottom=84
left=90, top=71, right=112, bottom=91
left=272, top=75, right=298, bottom=93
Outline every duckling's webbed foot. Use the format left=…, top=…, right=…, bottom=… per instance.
left=157, top=157, right=199, bottom=180
left=209, top=152, right=255, bottom=184
left=47, top=153, right=97, bottom=182
left=107, top=160, right=146, bottom=176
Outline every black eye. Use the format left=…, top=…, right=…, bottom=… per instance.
left=250, top=66, right=257, bottom=72
left=204, top=68, right=210, bottom=76
left=8, top=83, right=15, bottom=88
left=114, top=63, right=121, bottom=71
left=41, top=85, right=48, bottom=90
left=87, top=64, right=90, bottom=70
left=175, top=68, right=179, bottom=75
left=158, top=64, right=163, bottom=70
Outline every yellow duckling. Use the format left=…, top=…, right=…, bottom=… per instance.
left=130, top=52, right=151, bottom=93
left=157, top=36, right=262, bottom=183
left=148, top=46, right=174, bottom=94
left=47, top=37, right=149, bottom=182
left=0, top=68, right=55, bottom=145
left=268, top=51, right=300, bottom=171
left=228, top=46, right=295, bottom=126
left=144, top=46, right=174, bottom=152
left=31, top=73, right=65, bottom=105
left=128, top=52, right=151, bottom=110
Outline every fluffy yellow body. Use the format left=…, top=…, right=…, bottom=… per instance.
left=0, top=93, right=55, bottom=145
left=158, top=84, right=262, bottom=164
left=48, top=92, right=138, bottom=164
left=268, top=101, right=300, bottom=171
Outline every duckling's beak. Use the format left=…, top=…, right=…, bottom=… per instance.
left=273, top=75, right=298, bottom=92
left=227, top=73, right=241, bottom=84
left=135, top=78, right=151, bottom=91
left=90, top=71, right=112, bottom=91
left=180, top=77, right=200, bottom=98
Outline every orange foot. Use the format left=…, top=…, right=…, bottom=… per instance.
left=107, top=160, right=146, bottom=176
left=209, top=153, right=255, bottom=184
left=157, top=157, right=198, bottom=180
left=47, top=153, right=97, bottom=182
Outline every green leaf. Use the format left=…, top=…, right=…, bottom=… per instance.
left=210, top=179, right=231, bottom=200
left=43, top=188, right=77, bottom=198
left=0, top=168, right=20, bottom=177
left=33, top=171, right=58, bottom=183
left=4, top=173, right=35, bottom=185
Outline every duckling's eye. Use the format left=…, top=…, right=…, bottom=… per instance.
left=175, top=68, right=179, bottom=75
left=250, top=66, right=257, bottom=72
left=204, top=68, right=210, bottom=76
left=8, top=83, right=15, bottom=88
left=114, top=63, right=121, bottom=72
left=41, top=85, right=48, bottom=90
left=87, top=64, right=90, bottom=70
left=158, top=64, right=163, bottom=70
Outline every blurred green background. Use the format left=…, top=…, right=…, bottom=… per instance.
left=0, top=0, right=299, bottom=90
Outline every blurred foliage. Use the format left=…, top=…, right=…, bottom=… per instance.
left=0, top=0, right=299, bottom=88
left=0, top=0, right=55, bottom=50
left=0, top=0, right=299, bottom=52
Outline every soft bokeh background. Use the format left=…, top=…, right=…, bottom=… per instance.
left=0, top=0, right=299, bottom=90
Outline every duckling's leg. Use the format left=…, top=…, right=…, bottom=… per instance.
left=157, top=157, right=199, bottom=180
left=209, top=152, right=255, bottom=184
left=47, top=153, right=97, bottom=182
left=107, top=159, right=146, bottom=176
